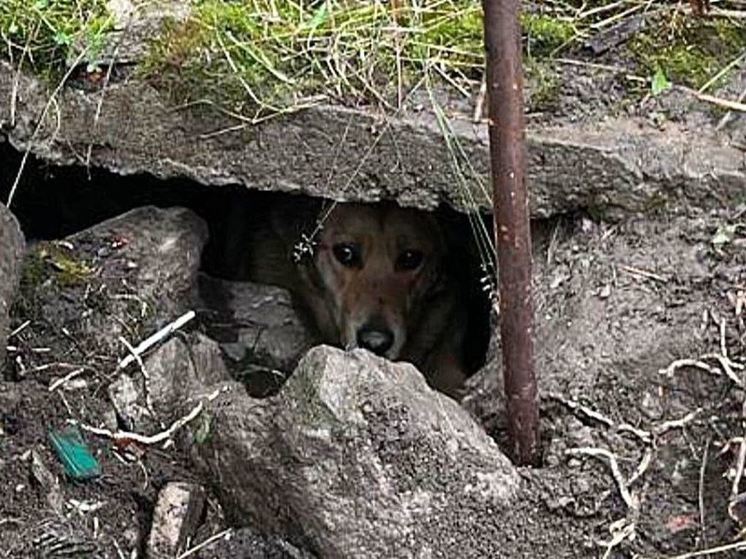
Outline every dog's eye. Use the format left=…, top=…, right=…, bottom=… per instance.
left=396, top=249, right=424, bottom=271
left=332, top=243, right=362, bottom=268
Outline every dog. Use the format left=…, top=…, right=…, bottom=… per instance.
left=246, top=199, right=479, bottom=398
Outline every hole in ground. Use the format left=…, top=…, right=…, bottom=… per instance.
left=0, top=140, right=494, bottom=396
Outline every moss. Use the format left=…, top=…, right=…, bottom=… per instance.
left=630, top=17, right=746, bottom=89
left=21, top=243, right=94, bottom=290
left=0, top=0, right=113, bottom=75
left=521, top=13, right=576, bottom=57
left=525, top=60, right=561, bottom=111
left=142, top=0, right=306, bottom=113
left=415, top=7, right=484, bottom=74
left=5, top=0, right=741, bottom=120
left=20, top=249, right=49, bottom=292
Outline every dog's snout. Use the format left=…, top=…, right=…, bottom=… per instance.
left=356, top=325, right=394, bottom=356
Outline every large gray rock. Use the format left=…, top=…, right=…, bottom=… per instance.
left=14, top=206, right=207, bottom=374
left=0, top=203, right=25, bottom=370
left=1, top=61, right=743, bottom=219
left=184, top=346, right=520, bottom=558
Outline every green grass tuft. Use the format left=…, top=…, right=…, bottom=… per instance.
left=141, top=1, right=489, bottom=117
left=0, top=0, right=113, bottom=72
left=630, top=17, right=746, bottom=89
left=521, top=13, right=576, bottom=57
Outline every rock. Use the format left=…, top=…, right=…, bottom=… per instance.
left=110, top=333, right=229, bottom=432
left=147, top=482, right=206, bottom=559
left=189, top=332, right=231, bottom=386
left=14, top=206, right=207, bottom=375
left=187, top=346, right=520, bottom=558
left=108, top=371, right=151, bottom=432
left=68, top=206, right=207, bottom=321
left=197, top=275, right=315, bottom=396
left=0, top=202, right=25, bottom=370
left=69, top=0, right=191, bottom=68
left=2, top=61, right=744, bottom=219
left=29, top=450, right=64, bottom=514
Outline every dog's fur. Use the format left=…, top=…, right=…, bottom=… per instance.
left=247, top=200, right=472, bottom=397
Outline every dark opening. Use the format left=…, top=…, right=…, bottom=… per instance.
left=0, top=138, right=493, bottom=386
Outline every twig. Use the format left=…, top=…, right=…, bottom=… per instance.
left=600, top=517, right=636, bottom=559
left=698, top=437, right=711, bottom=549
left=627, top=448, right=653, bottom=486
left=118, top=336, right=162, bottom=428
left=676, top=85, right=746, bottom=113
left=117, top=310, right=195, bottom=370
left=652, top=408, right=703, bottom=436
left=729, top=396, right=746, bottom=522
left=619, top=265, right=667, bottom=283
left=659, top=358, right=722, bottom=379
left=6, top=46, right=89, bottom=207
left=73, top=387, right=224, bottom=446
left=710, top=7, right=746, bottom=18
left=565, top=447, right=636, bottom=509
left=551, top=394, right=701, bottom=442
left=707, top=354, right=744, bottom=388
left=715, top=85, right=746, bottom=131
left=473, top=75, right=487, bottom=123
left=48, top=367, right=86, bottom=392
left=177, top=529, right=233, bottom=559
left=8, top=320, right=30, bottom=338
left=719, top=317, right=728, bottom=358
left=548, top=392, right=614, bottom=427
left=617, top=422, right=653, bottom=444
left=698, top=51, right=746, bottom=95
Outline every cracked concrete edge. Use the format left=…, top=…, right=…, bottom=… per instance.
left=1, top=61, right=743, bottom=217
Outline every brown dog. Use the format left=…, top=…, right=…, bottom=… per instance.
left=248, top=200, right=471, bottom=397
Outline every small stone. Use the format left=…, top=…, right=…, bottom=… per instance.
left=29, top=450, right=64, bottom=514
left=147, top=482, right=206, bottom=559
left=108, top=373, right=152, bottom=432
left=197, top=275, right=315, bottom=392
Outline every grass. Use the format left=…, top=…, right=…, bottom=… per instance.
left=141, top=0, right=490, bottom=119
left=139, top=3, right=583, bottom=117
left=630, top=15, right=746, bottom=91
left=0, top=0, right=112, bottom=74
left=1, top=0, right=744, bottom=116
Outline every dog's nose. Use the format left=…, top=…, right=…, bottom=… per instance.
left=356, top=325, right=394, bottom=356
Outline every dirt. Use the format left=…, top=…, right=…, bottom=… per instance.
left=0, top=201, right=744, bottom=557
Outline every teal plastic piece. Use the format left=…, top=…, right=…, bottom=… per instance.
left=48, top=425, right=102, bottom=481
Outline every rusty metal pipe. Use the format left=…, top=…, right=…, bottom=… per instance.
left=482, top=0, right=540, bottom=465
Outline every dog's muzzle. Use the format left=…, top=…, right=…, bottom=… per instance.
left=356, top=324, right=394, bottom=357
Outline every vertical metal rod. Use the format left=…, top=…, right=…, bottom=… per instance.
left=482, top=0, right=540, bottom=465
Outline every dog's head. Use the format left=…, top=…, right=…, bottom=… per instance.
left=307, top=203, right=445, bottom=360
